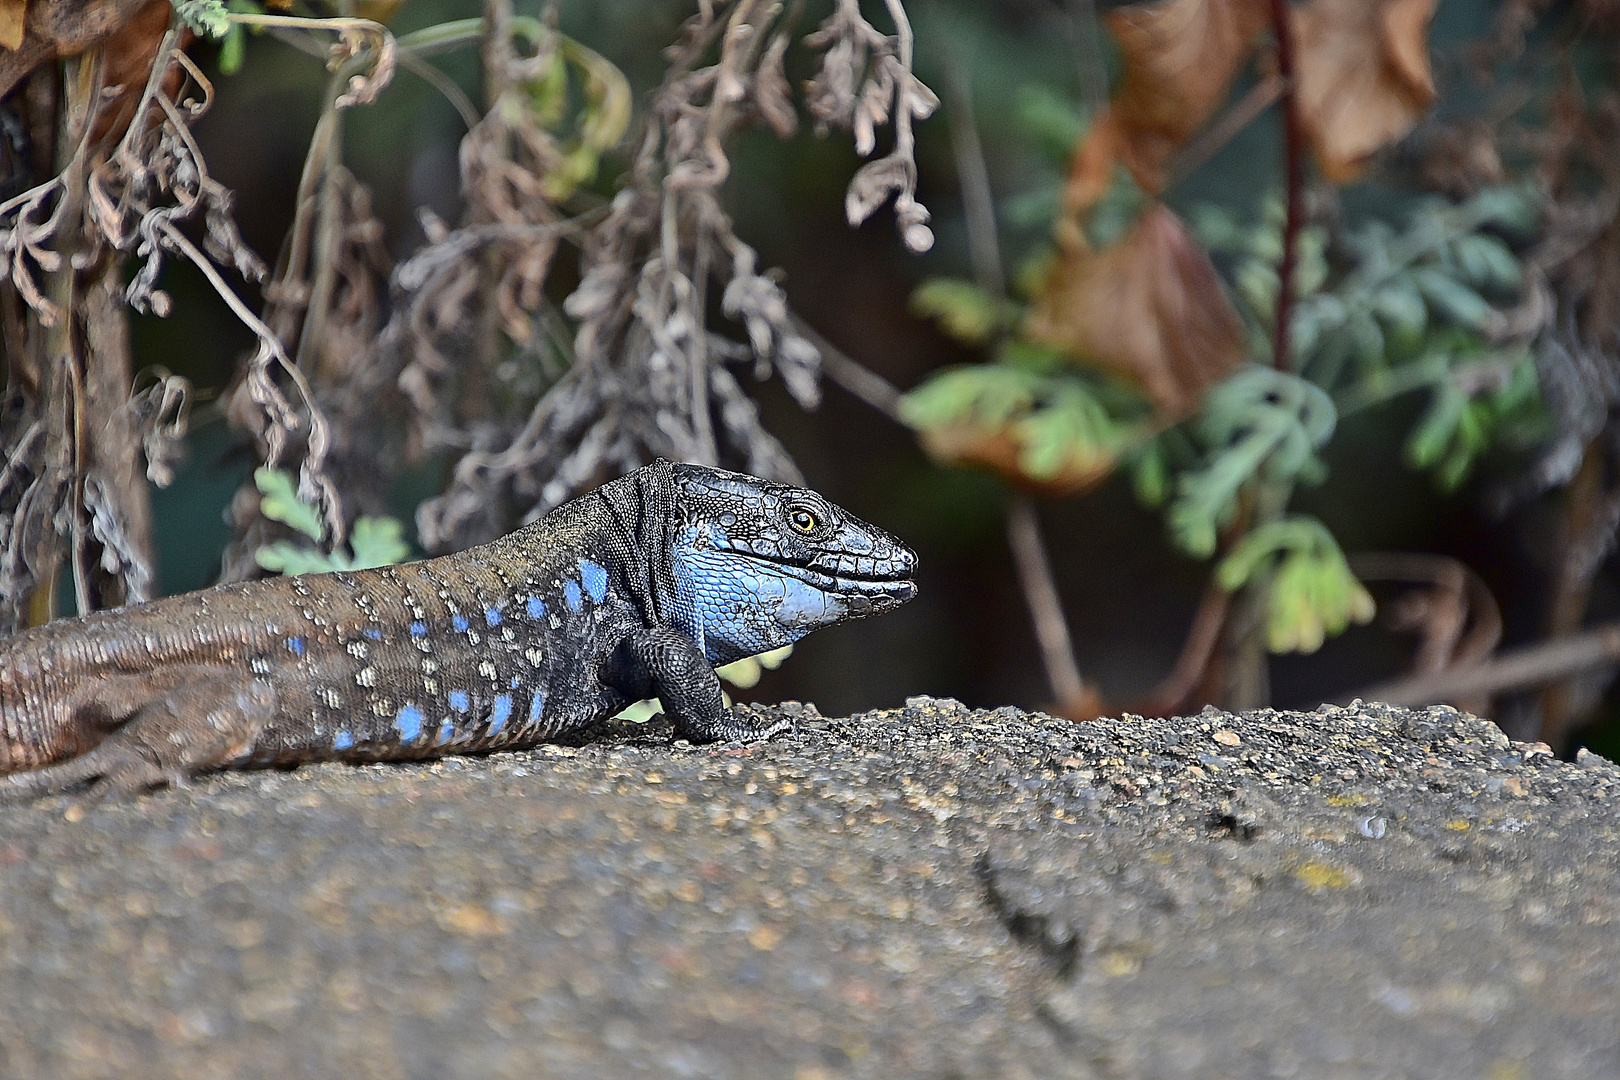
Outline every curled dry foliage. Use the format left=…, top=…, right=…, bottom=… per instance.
left=806, top=0, right=939, bottom=253
left=0, top=27, right=252, bottom=628
left=0, top=15, right=396, bottom=627
left=403, top=1, right=936, bottom=552
left=1026, top=204, right=1245, bottom=418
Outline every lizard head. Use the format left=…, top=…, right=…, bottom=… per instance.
left=666, top=463, right=918, bottom=665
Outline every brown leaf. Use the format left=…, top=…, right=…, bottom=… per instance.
left=1061, top=106, right=1126, bottom=221
left=0, top=0, right=26, bottom=51
left=0, top=0, right=158, bottom=101
left=1025, top=203, right=1246, bottom=418
left=1105, top=0, right=1270, bottom=192
left=1291, top=0, right=1439, bottom=182
left=92, top=0, right=184, bottom=146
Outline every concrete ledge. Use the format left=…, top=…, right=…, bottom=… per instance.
left=1, top=700, right=1615, bottom=1079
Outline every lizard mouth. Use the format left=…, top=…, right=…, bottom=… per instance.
left=736, top=553, right=917, bottom=607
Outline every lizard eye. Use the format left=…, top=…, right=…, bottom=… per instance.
left=788, top=507, right=820, bottom=533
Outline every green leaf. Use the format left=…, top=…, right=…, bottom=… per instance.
left=255, top=542, right=348, bottom=577
left=910, top=279, right=1005, bottom=346
left=1450, top=234, right=1521, bottom=293
left=1292, top=225, right=1330, bottom=296
left=172, top=0, right=231, bottom=38
left=1235, top=258, right=1277, bottom=319
left=1014, top=86, right=1088, bottom=163
left=219, top=24, right=246, bottom=74
left=1346, top=309, right=1386, bottom=371
left=1371, top=277, right=1427, bottom=353
left=1466, top=184, right=1540, bottom=234
left=716, top=644, right=794, bottom=689
left=1215, top=516, right=1373, bottom=654
left=1167, top=369, right=1337, bottom=560
left=1413, top=268, right=1494, bottom=331
left=255, top=467, right=325, bottom=541
left=1130, top=441, right=1170, bottom=507
left=348, top=517, right=411, bottom=570
left=1405, top=381, right=1465, bottom=469
left=899, top=365, right=1043, bottom=432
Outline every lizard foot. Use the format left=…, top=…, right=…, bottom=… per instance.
left=0, top=675, right=274, bottom=803
left=675, top=704, right=796, bottom=744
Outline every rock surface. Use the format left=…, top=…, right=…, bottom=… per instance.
left=0, top=700, right=1616, bottom=1080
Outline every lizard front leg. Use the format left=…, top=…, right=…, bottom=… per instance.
left=608, top=628, right=793, bottom=743
left=0, top=667, right=275, bottom=802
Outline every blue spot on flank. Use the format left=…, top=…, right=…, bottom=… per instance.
left=285, top=636, right=305, bottom=657
left=580, top=560, right=608, bottom=603
left=395, top=704, right=423, bottom=742
left=436, top=720, right=455, bottom=745
left=410, top=621, right=427, bottom=638
left=563, top=579, right=583, bottom=612
left=485, top=607, right=502, bottom=626
left=526, top=596, right=546, bottom=619
left=364, top=628, right=383, bottom=641
left=333, top=731, right=354, bottom=750
left=452, top=614, right=470, bottom=633
left=449, top=689, right=470, bottom=712
left=510, top=675, right=521, bottom=688
left=489, top=694, right=513, bottom=735
left=529, top=688, right=546, bottom=724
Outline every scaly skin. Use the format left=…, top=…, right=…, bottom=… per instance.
left=0, top=460, right=916, bottom=799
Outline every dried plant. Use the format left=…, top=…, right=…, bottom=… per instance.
left=396, top=0, right=938, bottom=552
left=0, top=11, right=395, bottom=628
left=0, top=0, right=933, bottom=635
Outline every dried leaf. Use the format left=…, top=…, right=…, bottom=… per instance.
left=845, top=153, right=911, bottom=227
left=1105, top=0, right=1269, bottom=191
left=1061, top=107, right=1127, bottom=220
left=1291, top=0, right=1439, bottom=182
left=0, top=0, right=156, bottom=100
left=755, top=31, right=797, bottom=138
left=0, top=0, right=25, bottom=51
left=1025, top=204, right=1245, bottom=417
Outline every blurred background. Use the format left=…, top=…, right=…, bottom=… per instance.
left=6, top=0, right=1618, bottom=759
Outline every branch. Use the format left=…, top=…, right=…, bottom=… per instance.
left=1268, top=0, right=1302, bottom=372
left=1007, top=496, right=1087, bottom=713
left=1135, top=581, right=1231, bottom=717
left=1351, top=623, right=1620, bottom=707
left=788, top=315, right=904, bottom=421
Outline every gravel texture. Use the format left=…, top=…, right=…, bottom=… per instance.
left=0, top=699, right=1616, bottom=1080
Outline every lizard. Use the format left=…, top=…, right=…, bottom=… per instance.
left=0, top=459, right=917, bottom=800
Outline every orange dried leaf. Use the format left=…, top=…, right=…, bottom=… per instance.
left=1025, top=204, right=1245, bottom=418
left=1291, top=0, right=1439, bottom=182
left=93, top=0, right=182, bottom=145
left=1063, top=107, right=1125, bottom=220
left=1105, top=0, right=1270, bottom=192
left=0, top=0, right=25, bottom=51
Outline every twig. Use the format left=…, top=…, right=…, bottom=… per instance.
left=1163, top=74, right=1284, bottom=191
left=397, top=49, right=482, bottom=131
left=788, top=314, right=904, bottom=421
left=942, top=40, right=1085, bottom=709
left=1135, top=582, right=1231, bottom=717
left=1349, top=552, right=1502, bottom=673
left=1540, top=443, right=1620, bottom=746
left=941, top=59, right=1003, bottom=302
left=1268, top=0, right=1302, bottom=372
left=1352, top=623, right=1620, bottom=707
left=1007, top=496, right=1086, bottom=711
